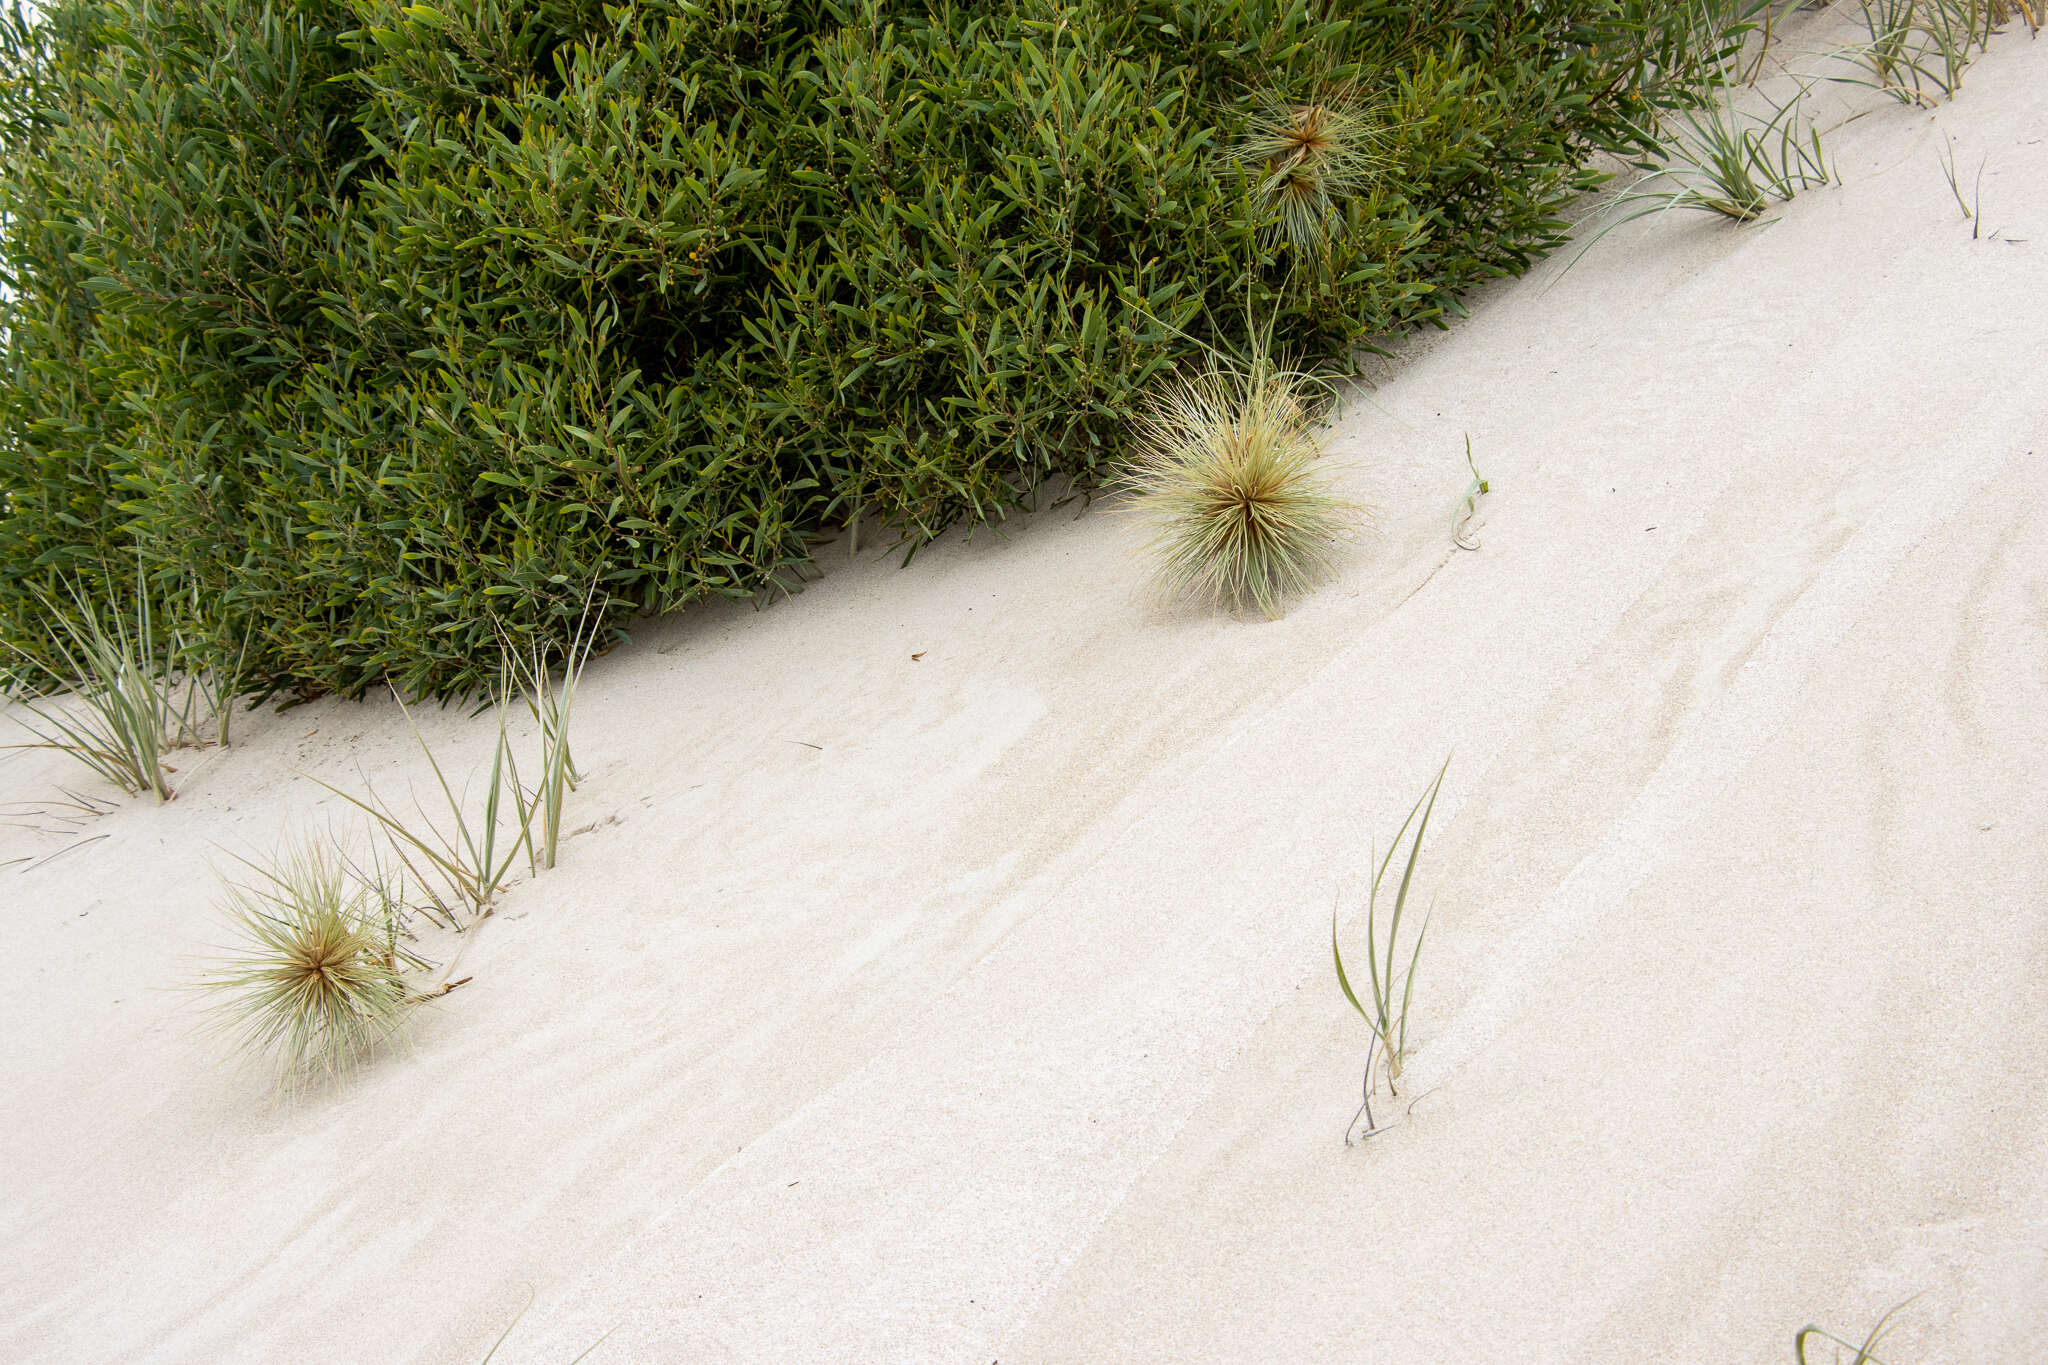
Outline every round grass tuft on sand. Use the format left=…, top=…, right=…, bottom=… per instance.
left=1116, top=356, right=1359, bottom=618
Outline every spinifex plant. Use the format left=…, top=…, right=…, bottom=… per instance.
left=1116, top=351, right=1355, bottom=618
left=1236, top=92, right=1383, bottom=253
left=197, top=839, right=432, bottom=1084
left=1334, top=755, right=1449, bottom=1143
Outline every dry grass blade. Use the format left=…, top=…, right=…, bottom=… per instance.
left=195, top=840, right=429, bottom=1083
left=478, top=1286, right=616, bottom=1364
left=1116, top=353, right=1355, bottom=618
left=0, top=786, right=117, bottom=835
left=1453, top=434, right=1490, bottom=551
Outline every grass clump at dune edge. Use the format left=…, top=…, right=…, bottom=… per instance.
left=2, top=570, right=243, bottom=802
left=1845, top=0, right=2032, bottom=104
left=1116, top=353, right=1355, bottom=618
left=0, top=1, right=1758, bottom=699
left=312, top=686, right=542, bottom=929
left=196, top=841, right=433, bottom=1084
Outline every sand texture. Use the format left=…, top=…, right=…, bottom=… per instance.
left=5, top=16, right=2046, bottom=1364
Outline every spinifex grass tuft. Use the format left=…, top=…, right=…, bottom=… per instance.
left=1236, top=93, right=1382, bottom=252
left=1116, top=354, right=1354, bottom=618
left=197, top=841, right=428, bottom=1083
left=1334, top=755, right=1448, bottom=1143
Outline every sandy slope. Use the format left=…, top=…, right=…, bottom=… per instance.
left=4, top=14, right=2046, bottom=1364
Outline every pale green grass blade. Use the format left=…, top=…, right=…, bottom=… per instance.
left=1398, top=901, right=1433, bottom=1061
left=1332, top=898, right=1371, bottom=1025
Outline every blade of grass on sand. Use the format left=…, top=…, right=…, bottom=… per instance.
left=1334, top=754, right=1450, bottom=1141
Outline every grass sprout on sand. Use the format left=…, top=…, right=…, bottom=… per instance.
left=198, top=840, right=431, bottom=1082
left=1795, top=1296, right=1916, bottom=1363
left=1236, top=93, right=1383, bottom=251
left=1454, top=435, right=1490, bottom=551
left=1335, top=754, right=1448, bottom=1144
left=1937, top=137, right=1986, bottom=234
left=1117, top=353, right=1354, bottom=618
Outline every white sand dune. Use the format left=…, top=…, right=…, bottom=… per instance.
left=5, top=16, right=2046, bottom=1364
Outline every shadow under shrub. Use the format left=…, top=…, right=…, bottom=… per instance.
left=0, top=0, right=1729, bottom=699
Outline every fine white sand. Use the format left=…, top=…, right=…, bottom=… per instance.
left=5, top=15, right=2046, bottom=1364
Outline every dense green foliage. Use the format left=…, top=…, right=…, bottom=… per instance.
left=0, top=0, right=1730, bottom=698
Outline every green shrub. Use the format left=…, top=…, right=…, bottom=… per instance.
left=0, top=0, right=1737, bottom=698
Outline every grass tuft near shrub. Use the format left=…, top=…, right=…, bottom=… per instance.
left=503, top=598, right=601, bottom=871
left=1117, top=352, right=1354, bottom=618
left=2, top=570, right=241, bottom=800
left=1844, top=0, right=2016, bottom=104
left=312, top=687, right=538, bottom=927
left=312, top=611, right=598, bottom=922
left=4, top=580, right=178, bottom=800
